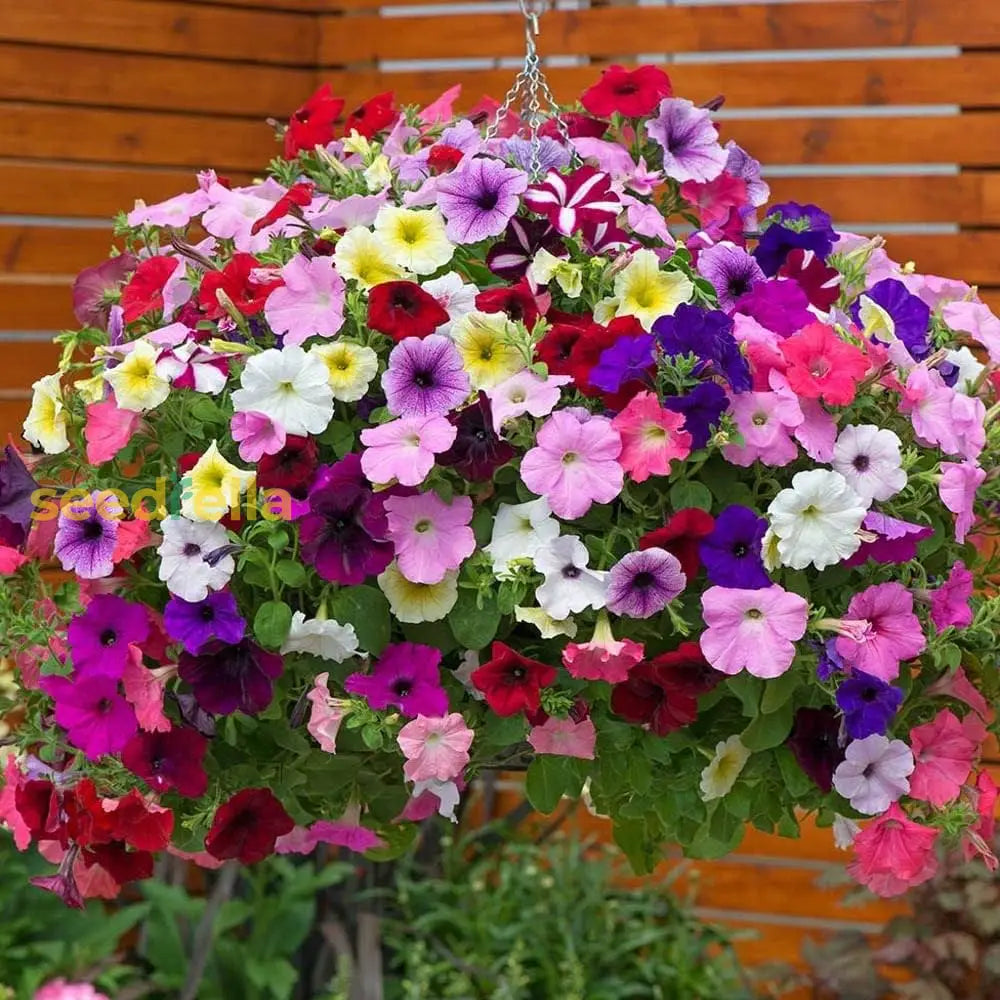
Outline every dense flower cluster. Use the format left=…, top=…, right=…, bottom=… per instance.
left=3, top=65, right=1000, bottom=903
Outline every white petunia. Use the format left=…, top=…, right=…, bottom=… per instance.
left=514, top=605, right=578, bottom=639
left=422, top=272, right=478, bottom=336
left=22, top=373, right=69, bottom=454
left=944, top=346, right=986, bottom=394
left=833, top=814, right=861, bottom=850
left=281, top=611, right=360, bottom=662
left=411, top=778, right=461, bottom=823
left=832, top=424, right=907, bottom=504
left=231, top=346, right=334, bottom=437
left=832, top=734, right=914, bottom=815
left=534, top=535, right=608, bottom=621
left=156, top=517, right=234, bottom=602
left=699, top=735, right=751, bottom=802
left=767, top=469, right=868, bottom=571
left=485, top=498, right=561, bottom=578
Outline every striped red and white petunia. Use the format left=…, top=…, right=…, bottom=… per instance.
left=523, top=166, right=621, bottom=236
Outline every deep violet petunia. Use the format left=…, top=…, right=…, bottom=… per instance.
left=178, top=638, right=283, bottom=716
left=437, top=393, right=516, bottom=481
left=753, top=201, right=837, bottom=276
left=836, top=671, right=903, bottom=740
left=662, top=380, right=729, bottom=450
left=654, top=304, right=750, bottom=392
left=852, top=278, right=932, bottom=361
left=589, top=334, right=656, bottom=393
left=345, top=642, right=448, bottom=717
left=163, top=591, right=246, bottom=654
left=699, top=505, right=770, bottom=589
left=0, top=444, right=40, bottom=548
left=67, top=594, right=150, bottom=680
left=786, top=706, right=845, bottom=793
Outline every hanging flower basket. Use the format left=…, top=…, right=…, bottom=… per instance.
left=2, top=47, right=1000, bottom=907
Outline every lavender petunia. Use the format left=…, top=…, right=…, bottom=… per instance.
left=646, top=98, right=728, bottom=184
left=697, top=242, right=765, bottom=312
left=53, top=491, right=120, bottom=580
left=606, top=547, right=686, bottom=619
left=435, top=156, right=528, bottom=244
left=382, top=334, right=471, bottom=418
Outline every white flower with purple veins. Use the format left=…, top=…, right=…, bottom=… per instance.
left=434, top=156, right=528, bottom=244
left=421, top=273, right=477, bottom=336
left=832, top=734, right=914, bottom=815
left=646, top=98, right=728, bottom=184
left=53, top=491, right=121, bottom=580
left=381, top=335, right=471, bottom=418
left=534, top=535, right=609, bottom=621
left=157, top=517, right=235, bottom=602
left=832, top=425, right=907, bottom=504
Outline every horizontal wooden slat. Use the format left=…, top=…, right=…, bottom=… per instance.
left=326, top=52, right=1000, bottom=112
left=978, top=289, right=1000, bottom=313
left=0, top=341, right=61, bottom=390
left=0, top=104, right=277, bottom=171
left=0, top=42, right=315, bottom=118
left=319, top=0, right=1000, bottom=64
left=159, top=0, right=333, bottom=9
left=883, top=233, right=1000, bottom=285
left=0, top=398, right=30, bottom=444
left=0, top=227, right=117, bottom=277
left=0, top=0, right=316, bottom=66
left=0, top=280, right=74, bottom=330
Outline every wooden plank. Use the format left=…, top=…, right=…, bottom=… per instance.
left=157, top=0, right=332, bottom=10
left=978, top=288, right=1000, bottom=313
left=0, top=226, right=118, bottom=278
left=0, top=103, right=278, bottom=171
left=882, top=233, right=1000, bottom=285
left=0, top=397, right=30, bottom=444
left=0, top=0, right=316, bottom=66
left=0, top=42, right=315, bottom=119
left=0, top=280, right=75, bottom=331
left=0, top=162, right=254, bottom=219
left=325, top=52, right=1000, bottom=112
left=319, top=0, right=1000, bottom=64
left=0, top=341, right=61, bottom=391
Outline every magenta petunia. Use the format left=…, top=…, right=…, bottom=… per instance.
left=66, top=594, right=150, bottom=680
left=930, top=561, right=974, bottom=632
left=346, top=642, right=449, bottom=717
left=835, top=582, right=926, bottom=682
left=45, top=675, right=138, bottom=761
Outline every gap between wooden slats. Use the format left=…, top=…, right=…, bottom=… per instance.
left=319, top=0, right=1000, bottom=65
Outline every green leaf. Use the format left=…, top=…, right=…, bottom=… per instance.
left=318, top=420, right=356, bottom=458
left=253, top=600, right=292, bottom=649
left=525, top=755, right=580, bottom=814
left=726, top=673, right=763, bottom=717
left=447, top=588, right=502, bottom=650
left=274, top=559, right=307, bottom=588
left=668, top=480, right=713, bottom=512
left=760, top=669, right=799, bottom=714
left=329, top=585, right=391, bottom=655
left=741, top=700, right=794, bottom=751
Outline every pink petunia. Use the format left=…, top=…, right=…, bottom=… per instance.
left=926, top=666, right=992, bottom=723
left=122, top=649, right=171, bottom=734
left=722, top=391, right=802, bottom=467
left=128, top=187, right=211, bottom=228
left=520, top=408, right=623, bottom=520
left=384, top=491, right=476, bottom=584
left=486, top=370, right=572, bottom=434
left=306, top=672, right=347, bottom=753
left=847, top=803, right=939, bottom=898
left=962, top=770, right=998, bottom=869
left=360, top=415, right=457, bottom=487
left=900, top=365, right=984, bottom=460
left=611, top=391, right=692, bottom=483
left=699, top=585, right=809, bottom=678
left=0, top=546, right=27, bottom=574
left=264, top=254, right=346, bottom=346
left=835, top=582, right=926, bottom=682
left=908, top=708, right=978, bottom=808
left=942, top=300, right=1000, bottom=364
left=528, top=716, right=597, bottom=760
left=231, top=411, right=287, bottom=463
left=930, top=561, right=974, bottom=632
left=397, top=713, right=474, bottom=782
left=84, top=398, right=142, bottom=465
left=562, top=614, right=644, bottom=683
left=939, top=461, right=985, bottom=543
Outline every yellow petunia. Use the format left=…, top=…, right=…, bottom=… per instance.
left=22, top=373, right=69, bottom=455
left=310, top=341, right=379, bottom=402
left=333, top=227, right=404, bottom=289
left=181, top=440, right=255, bottom=522
left=104, top=340, right=170, bottom=413
left=378, top=562, right=458, bottom=624
left=363, top=154, right=393, bottom=193
left=527, top=248, right=583, bottom=299
left=451, top=311, right=524, bottom=389
left=699, top=735, right=751, bottom=802
left=374, top=205, right=454, bottom=275
left=613, top=248, right=693, bottom=330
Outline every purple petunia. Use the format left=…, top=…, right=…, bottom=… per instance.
left=836, top=671, right=903, bottom=740
left=0, top=444, right=40, bottom=548
left=662, top=381, right=729, bottom=450
left=382, top=334, right=471, bottom=418
left=164, top=591, right=247, bottom=655
left=655, top=303, right=751, bottom=392
left=696, top=242, right=765, bottom=312
left=53, top=491, right=120, bottom=580
left=45, top=675, right=138, bottom=761
left=435, top=156, right=528, bottom=244
left=345, top=642, right=448, bottom=717
left=816, top=637, right=845, bottom=681
left=589, top=334, right=656, bottom=393
left=753, top=201, right=836, bottom=276
left=786, top=706, right=845, bottom=793
left=646, top=98, right=728, bottom=184
left=852, top=278, right=932, bottom=361
left=67, top=594, right=149, bottom=680
left=178, top=638, right=283, bottom=716
left=606, top=547, right=686, bottom=619
left=699, top=505, right=770, bottom=589
left=733, top=278, right=814, bottom=337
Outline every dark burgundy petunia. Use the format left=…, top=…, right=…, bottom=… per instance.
left=785, top=706, right=845, bottom=793
left=475, top=279, right=545, bottom=330
left=31, top=863, right=85, bottom=909
left=284, top=83, right=344, bottom=158
left=256, top=434, right=319, bottom=498
left=471, top=642, right=557, bottom=717
left=639, top=508, right=716, bottom=583
left=82, top=842, right=155, bottom=884
left=486, top=215, right=566, bottom=281
left=367, top=280, right=450, bottom=341
left=581, top=64, right=673, bottom=118
left=72, top=253, right=136, bottom=329
left=777, top=248, right=841, bottom=312
left=343, top=91, right=397, bottom=139
left=205, top=787, right=295, bottom=864
left=438, top=393, right=516, bottom=481
left=178, top=638, right=283, bottom=716
left=122, top=727, right=210, bottom=797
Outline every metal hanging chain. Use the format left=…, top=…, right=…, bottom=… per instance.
left=484, top=0, right=575, bottom=180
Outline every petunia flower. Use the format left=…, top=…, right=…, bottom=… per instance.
left=284, top=83, right=344, bottom=157
left=753, top=201, right=836, bottom=276
left=581, top=63, right=672, bottom=118
left=486, top=215, right=565, bottom=281
left=346, top=642, right=448, bottom=717
left=908, top=709, right=978, bottom=808
left=35, top=980, right=109, bottom=1000
left=437, top=393, right=515, bottom=481
left=67, top=594, right=149, bottom=679
left=696, top=241, right=765, bottom=312
left=833, top=735, right=914, bottom=815
left=23, top=374, right=69, bottom=454
left=381, top=334, right=470, bottom=417
left=383, top=491, right=476, bottom=585
left=486, top=370, right=571, bottom=434
left=180, top=441, right=255, bottom=522
left=231, top=411, right=286, bottom=464
left=178, top=638, right=283, bottom=716
left=832, top=424, right=906, bottom=504
left=451, top=310, right=524, bottom=389
left=121, top=727, right=209, bottom=797
left=847, top=803, right=938, bottom=898
left=562, top=612, right=643, bottom=683
left=781, top=323, right=869, bottom=406
left=699, top=505, right=770, bottom=590
left=54, top=491, right=120, bottom=580
left=853, top=278, right=932, bottom=361
left=589, top=334, right=656, bottom=393
left=662, top=381, right=729, bottom=451
left=835, top=582, right=926, bottom=683
left=311, top=341, right=380, bottom=402
left=263, top=254, right=346, bottom=346
left=699, top=585, right=808, bottom=678
left=612, top=391, right=692, bottom=483
left=205, top=788, right=294, bottom=864
left=421, top=272, right=478, bottom=335
left=332, top=226, right=403, bottom=289
left=471, top=641, right=556, bottom=716
left=163, top=591, right=246, bottom=655
left=639, top=507, right=714, bottom=582
left=281, top=612, right=359, bottom=662
left=198, top=252, right=280, bottom=318
left=374, top=205, right=454, bottom=275
left=844, top=512, right=933, bottom=567
left=656, top=303, right=751, bottom=392
left=612, top=249, right=693, bottom=330
left=722, top=391, right=802, bottom=468
left=606, top=547, right=686, bottom=619
left=700, top=735, right=751, bottom=801
left=929, top=561, right=974, bottom=632
left=378, top=562, right=459, bottom=624
left=520, top=409, right=623, bottom=520
left=523, top=166, right=620, bottom=237
left=528, top=716, right=596, bottom=760
left=368, top=281, right=451, bottom=342
left=398, top=713, right=474, bottom=781
left=534, top=535, right=608, bottom=620
left=836, top=672, right=903, bottom=740
left=360, top=414, right=457, bottom=486
left=777, top=247, right=841, bottom=311
left=157, top=517, right=235, bottom=602
left=305, top=672, right=350, bottom=753
left=646, top=98, right=727, bottom=183
left=344, top=90, right=398, bottom=138
left=45, top=675, right=138, bottom=761
left=939, top=461, right=985, bottom=543
left=786, top=706, right=845, bottom=793
left=734, top=276, right=813, bottom=337
left=435, top=156, right=528, bottom=244
left=484, top=497, right=560, bottom=578
left=104, top=341, right=171, bottom=413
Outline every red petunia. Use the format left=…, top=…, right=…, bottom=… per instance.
left=198, top=253, right=281, bottom=320
left=639, top=507, right=715, bottom=582
left=285, top=83, right=345, bottom=158
left=536, top=321, right=589, bottom=376
left=427, top=143, right=465, bottom=175
left=475, top=278, right=547, bottom=330
left=471, top=642, right=557, bottom=717
left=368, top=280, right=450, bottom=341
left=343, top=91, right=397, bottom=139
left=778, top=248, right=842, bottom=312
left=782, top=321, right=869, bottom=406
left=250, top=181, right=314, bottom=236
left=581, top=64, right=673, bottom=119
left=540, top=112, right=608, bottom=140
left=121, top=727, right=210, bottom=798
left=568, top=316, right=646, bottom=409
left=120, top=255, right=179, bottom=324
left=205, top=787, right=294, bottom=864
left=256, top=434, right=319, bottom=497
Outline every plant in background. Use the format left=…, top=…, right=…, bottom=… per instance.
left=2, top=41, right=1000, bottom=908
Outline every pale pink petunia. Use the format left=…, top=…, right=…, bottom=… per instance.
left=486, top=370, right=572, bottom=433
left=699, top=585, right=808, bottom=678
left=384, top=492, right=476, bottom=584
left=520, top=408, right=623, bottom=519
left=127, top=187, right=211, bottom=228
left=791, top=396, right=837, bottom=463
left=899, top=364, right=983, bottom=460
left=201, top=180, right=297, bottom=253
left=231, top=411, right=287, bottom=463
left=562, top=614, right=644, bottom=683
left=939, top=461, right=985, bottom=543
left=360, top=415, right=457, bottom=487
left=930, top=561, right=974, bottom=632
left=847, top=802, right=939, bottom=898
left=398, top=713, right=474, bottom=782
left=942, top=300, right=1000, bottom=363
left=84, top=398, right=142, bottom=465
left=835, top=582, right=926, bottom=682
left=306, top=672, right=347, bottom=754
left=264, top=254, right=346, bottom=346
left=611, top=390, right=692, bottom=483
left=722, top=391, right=802, bottom=467
left=305, top=191, right=390, bottom=230
left=908, top=708, right=978, bottom=807
left=528, top=716, right=597, bottom=760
